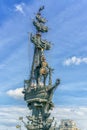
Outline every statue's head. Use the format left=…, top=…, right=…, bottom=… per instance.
left=41, top=56, right=46, bottom=61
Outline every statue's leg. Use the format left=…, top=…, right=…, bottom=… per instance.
left=44, top=73, right=48, bottom=86
left=35, top=73, right=38, bottom=85
left=38, top=77, right=40, bottom=86
left=38, top=74, right=42, bottom=86
left=44, top=75, right=46, bottom=86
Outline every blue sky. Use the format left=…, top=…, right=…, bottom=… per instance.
left=0, top=0, right=87, bottom=107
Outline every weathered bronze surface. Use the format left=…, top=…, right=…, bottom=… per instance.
left=22, top=6, right=60, bottom=130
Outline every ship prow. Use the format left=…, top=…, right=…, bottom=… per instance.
left=23, top=79, right=60, bottom=111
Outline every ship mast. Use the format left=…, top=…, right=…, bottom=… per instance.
left=28, top=6, right=51, bottom=88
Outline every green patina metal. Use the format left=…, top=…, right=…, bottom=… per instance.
left=22, top=6, right=60, bottom=130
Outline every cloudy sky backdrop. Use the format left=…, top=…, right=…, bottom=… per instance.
left=0, top=0, right=87, bottom=129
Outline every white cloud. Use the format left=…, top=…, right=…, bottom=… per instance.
left=63, top=56, right=87, bottom=66
left=0, top=106, right=29, bottom=130
left=0, top=106, right=87, bottom=130
left=6, top=88, right=24, bottom=99
left=15, top=3, right=25, bottom=15
left=51, top=106, right=87, bottom=130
